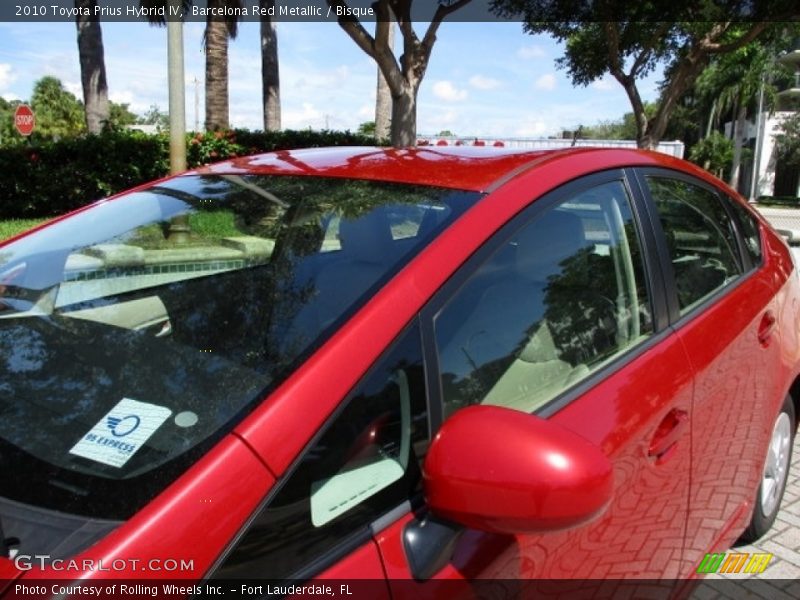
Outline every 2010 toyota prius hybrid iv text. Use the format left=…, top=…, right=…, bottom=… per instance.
left=0, top=146, right=798, bottom=595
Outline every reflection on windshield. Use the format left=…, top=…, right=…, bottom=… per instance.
left=0, top=174, right=479, bottom=528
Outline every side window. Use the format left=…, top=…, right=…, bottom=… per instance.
left=647, top=177, right=744, bottom=314
left=434, top=181, right=653, bottom=418
left=215, top=323, right=428, bottom=580
left=726, top=196, right=763, bottom=267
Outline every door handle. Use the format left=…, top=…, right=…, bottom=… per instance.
left=648, top=409, right=689, bottom=463
left=757, top=310, right=776, bottom=346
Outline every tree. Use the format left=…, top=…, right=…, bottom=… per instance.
left=30, top=76, right=85, bottom=139
left=142, top=1, right=241, bottom=131
left=326, top=0, right=473, bottom=147
left=75, top=0, right=109, bottom=134
left=491, top=1, right=795, bottom=149
left=374, top=15, right=394, bottom=141
left=775, top=113, right=800, bottom=169
left=138, top=104, right=171, bottom=131
left=0, top=97, right=22, bottom=145
left=358, top=121, right=376, bottom=136
left=692, top=31, right=795, bottom=189
left=204, top=1, right=243, bottom=131
left=689, top=131, right=734, bottom=178
left=108, top=102, right=139, bottom=129
left=260, top=0, right=281, bottom=131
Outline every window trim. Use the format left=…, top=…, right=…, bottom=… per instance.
left=420, top=169, right=669, bottom=428
left=631, top=167, right=762, bottom=327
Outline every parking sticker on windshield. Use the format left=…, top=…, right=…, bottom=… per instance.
left=69, top=398, right=172, bottom=468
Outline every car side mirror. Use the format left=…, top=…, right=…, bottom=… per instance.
left=423, top=405, right=613, bottom=535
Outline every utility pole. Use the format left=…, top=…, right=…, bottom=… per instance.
left=167, top=2, right=186, bottom=173
left=167, top=0, right=189, bottom=243
left=193, top=76, right=200, bottom=133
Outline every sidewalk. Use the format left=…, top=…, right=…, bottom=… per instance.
left=755, top=206, right=800, bottom=244
left=691, top=430, right=800, bottom=598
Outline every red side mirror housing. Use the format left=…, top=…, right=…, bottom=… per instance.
left=423, top=405, right=613, bottom=534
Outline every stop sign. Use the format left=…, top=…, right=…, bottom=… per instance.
left=14, top=104, right=35, bottom=137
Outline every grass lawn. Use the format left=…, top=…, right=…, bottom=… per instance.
left=0, top=212, right=243, bottom=246
left=0, top=219, right=47, bottom=241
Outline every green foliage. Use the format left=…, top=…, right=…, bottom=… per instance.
left=0, top=128, right=379, bottom=219
left=689, top=131, right=734, bottom=178
left=775, top=113, right=800, bottom=168
left=138, top=104, right=170, bottom=131
left=108, top=102, right=139, bottom=129
left=0, top=97, right=22, bottom=146
left=0, top=129, right=169, bottom=219
left=357, top=121, right=376, bottom=136
left=30, top=76, right=85, bottom=140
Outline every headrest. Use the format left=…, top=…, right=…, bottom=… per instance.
left=514, top=209, right=587, bottom=282
left=338, top=209, right=393, bottom=262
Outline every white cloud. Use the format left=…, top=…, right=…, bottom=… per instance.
left=534, top=74, right=557, bottom=91
left=591, top=77, right=616, bottom=92
left=468, top=74, right=501, bottom=91
left=357, top=103, right=373, bottom=119
left=432, top=80, right=468, bottom=102
left=517, top=45, right=547, bottom=60
left=283, top=102, right=323, bottom=129
left=63, top=80, right=82, bottom=98
left=1, top=92, right=20, bottom=102
left=0, top=63, right=16, bottom=90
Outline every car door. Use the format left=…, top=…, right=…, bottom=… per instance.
left=374, top=171, right=695, bottom=595
left=634, top=170, right=783, bottom=573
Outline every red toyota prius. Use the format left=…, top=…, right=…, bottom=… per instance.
left=0, top=147, right=797, bottom=596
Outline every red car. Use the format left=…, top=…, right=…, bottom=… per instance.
left=0, top=147, right=797, bottom=595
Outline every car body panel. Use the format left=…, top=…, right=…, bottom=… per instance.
left=3, top=146, right=800, bottom=588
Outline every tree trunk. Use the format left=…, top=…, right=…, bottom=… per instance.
left=729, top=99, right=747, bottom=190
left=205, top=14, right=230, bottom=131
left=375, top=23, right=394, bottom=142
left=260, top=1, right=280, bottom=131
left=391, top=87, right=416, bottom=148
left=75, top=0, right=108, bottom=134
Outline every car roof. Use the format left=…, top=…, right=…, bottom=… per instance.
left=192, top=146, right=641, bottom=192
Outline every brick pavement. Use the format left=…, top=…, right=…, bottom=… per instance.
left=691, top=433, right=800, bottom=598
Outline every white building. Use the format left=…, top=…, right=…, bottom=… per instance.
left=738, top=48, right=800, bottom=200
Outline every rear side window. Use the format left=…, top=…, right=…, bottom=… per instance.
left=647, top=177, right=743, bottom=314
left=725, top=197, right=763, bottom=267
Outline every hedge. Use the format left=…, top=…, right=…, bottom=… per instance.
left=0, top=129, right=378, bottom=219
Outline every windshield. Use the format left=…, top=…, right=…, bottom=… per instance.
left=0, top=174, right=479, bottom=536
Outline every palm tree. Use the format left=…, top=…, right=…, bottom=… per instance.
left=75, top=0, right=109, bottom=134
left=695, top=34, right=790, bottom=190
left=260, top=0, right=280, bottom=131
left=142, top=1, right=241, bottom=132
left=204, top=1, right=243, bottom=131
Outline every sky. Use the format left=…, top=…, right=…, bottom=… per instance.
left=0, top=19, right=665, bottom=138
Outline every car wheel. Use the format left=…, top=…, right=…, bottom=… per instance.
left=740, top=395, right=795, bottom=543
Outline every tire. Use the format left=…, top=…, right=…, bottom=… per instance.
left=740, top=394, right=796, bottom=543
